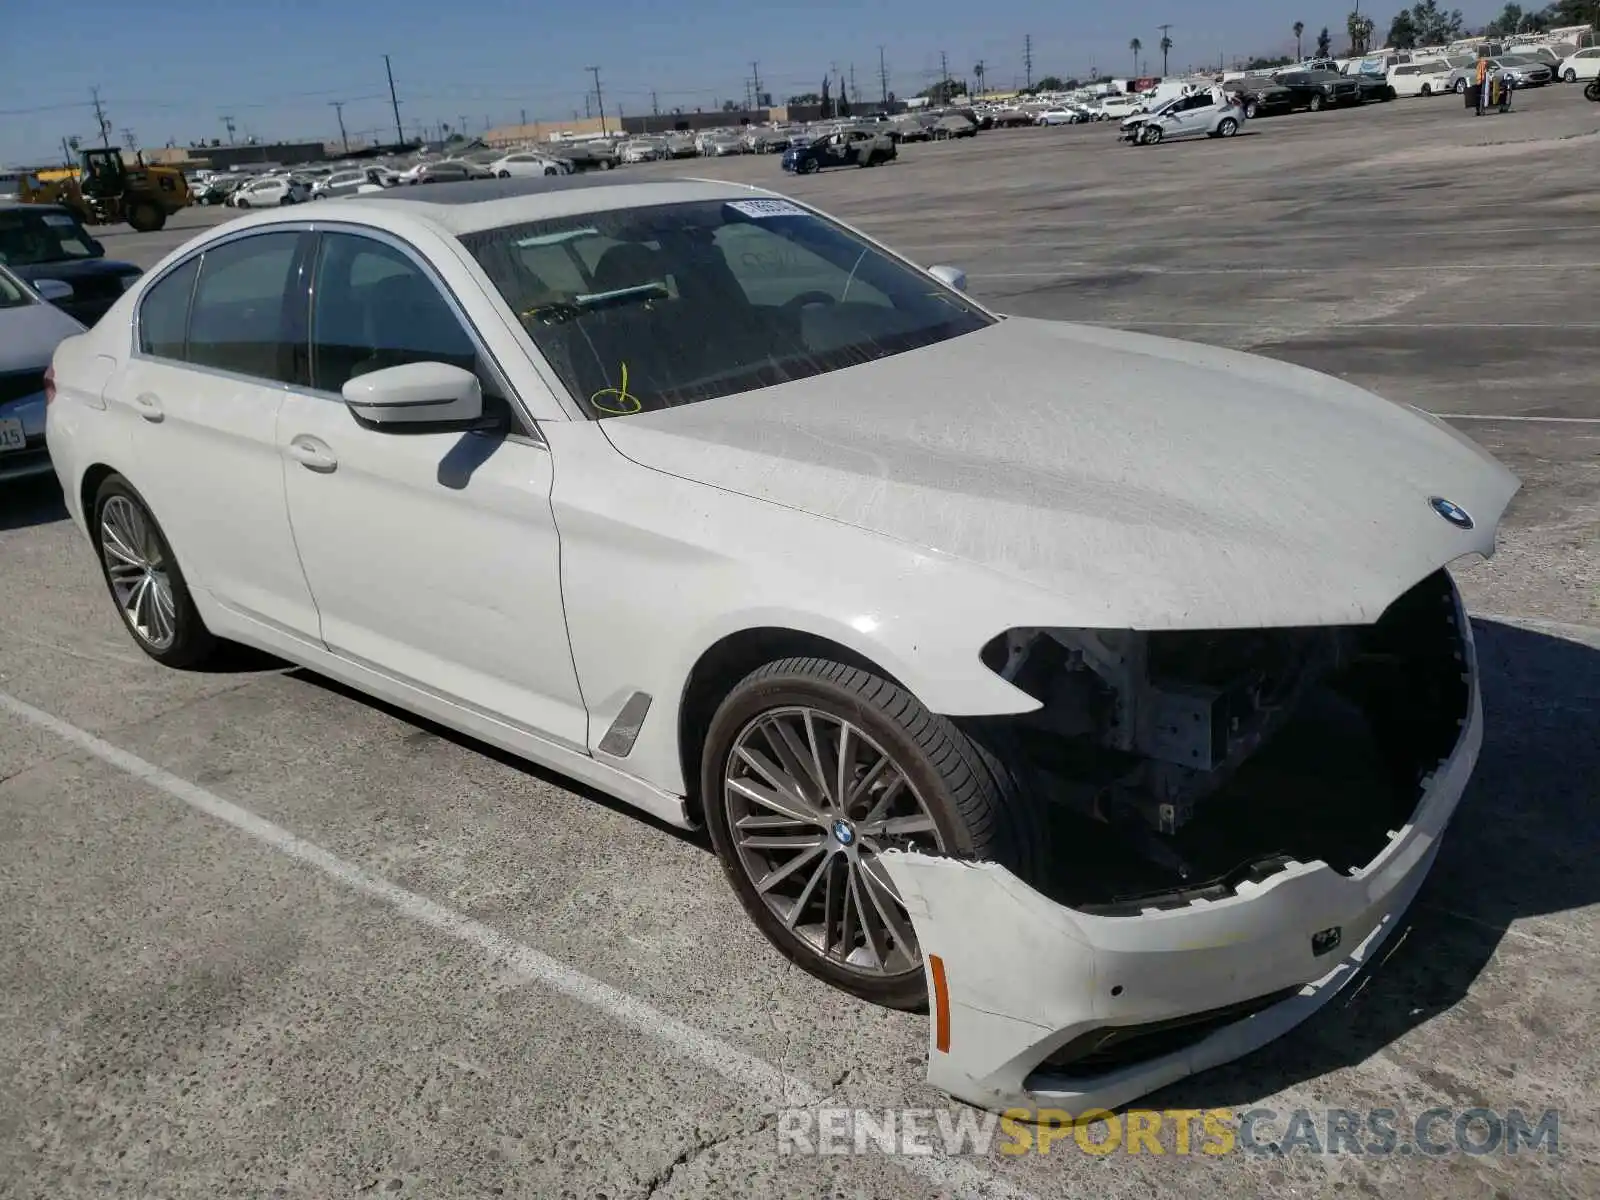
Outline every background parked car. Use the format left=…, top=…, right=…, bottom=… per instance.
left=1271, top=69, right=1363, bottom=110
left=230, top=176, right=311, bottom=207
left=0, top=261, right=84, bottom=483
left=1121, top=93, right=1246, bottom=144
left=1557, top=46, right=1600, bottom=82
left=1389, top=59, right=1454, bottom=96
left=0, top=202, right=142, bottom=325
left=490, top=152, right=572, bottom=178
left=1446, top=56, right=1553, bottom=92
left=782, top=128, right=896, bottom=172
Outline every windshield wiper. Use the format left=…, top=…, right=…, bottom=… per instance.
left=520, top=281, right=669, bottom=325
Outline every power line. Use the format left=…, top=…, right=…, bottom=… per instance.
left=586, top=65, right=608, bottom=135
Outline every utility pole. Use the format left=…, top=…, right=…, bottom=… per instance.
left=384, top=54, right=404, bottom=145
left=121, top=128, right=137, bottom=153
left=1158, top=24, right=1172, bottom=75
left=1023, top=34, right=1034, bottom=90
left=459, top=115, right=469, bottom=137
left=750, top=61, right=762, bottom=104
left=221, top=114, right=237, bottom=144
left=91, top=87, right=111, bottom=148
left=974, top=59, right=985, bottom=99
left=584, top=94, right=592, bottom=119
left=586, top=66, right=608, bottom=135
left=651, top=90, right=659, bottom=115
left=940, top=50, right=950, bottom=97
left=329, top=101, right=349, bottom=153
left=520, top=107, right=527, bottom=128
left=878, top=45, right=889, bottom=105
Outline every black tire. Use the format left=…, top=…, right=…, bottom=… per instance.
left=1245, top=101, right=1259, bottom=119
left=1216, top=117, right=1239, bottom=137
left=1454, top=77, right=1468, bottom=93
left=1142, top=123, right=1163, bottom=144
left=1587, top=80, right=1600, bottom=101
left=797, top=157, right=819, bottom=174
left=1420, top=85, right=1432, bottom=96
left=1309, top=93, right=1325, bottom=111
left=92, top=475, right=220, bottom=670
left=126, top=201, right=164, bottom=232
left=701, top=657, right=1042, bottom=1009
left=1562, top=68, right=1576, bottom=83
left=497, top=169, right=511, bottom=178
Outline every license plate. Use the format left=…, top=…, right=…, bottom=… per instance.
left=0, top=417, right=25, bottom=453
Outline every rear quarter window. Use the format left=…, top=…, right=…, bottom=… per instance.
left=138, top=257, right=200, bottom=360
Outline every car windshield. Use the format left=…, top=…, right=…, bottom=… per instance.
left=0, top=207, right=100, bottom=265
left=461, top=198, right=993, bottom=419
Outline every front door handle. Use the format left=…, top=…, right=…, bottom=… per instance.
left=131, top=392, right=164, bottom=423
left=286, top=434, right=338, bottom=473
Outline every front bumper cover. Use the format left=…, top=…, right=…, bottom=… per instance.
left=880, top=590, right=1481, bottom=1114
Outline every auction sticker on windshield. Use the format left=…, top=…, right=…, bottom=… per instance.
left=0, top=418, right=26, bottom=452
left=42, top=214, right=78, bottom=227
left=726, top=199, right=808, bottom=219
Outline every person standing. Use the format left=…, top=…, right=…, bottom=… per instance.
left=1475, top=55, right=1491, bottom=116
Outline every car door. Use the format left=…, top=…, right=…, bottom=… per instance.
left=276, top=227, right=588, bottom=751
left=112, top=227, right=323, bottom=642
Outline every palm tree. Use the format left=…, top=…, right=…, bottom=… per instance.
left=1293, top=20, right=1305, bottom=60
left=1129, top=37, right=1142, bottom=76
left=1159, top=33, right=1173, bottom=74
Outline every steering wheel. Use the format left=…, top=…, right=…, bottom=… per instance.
left=782, top=290, right=836, bottom=311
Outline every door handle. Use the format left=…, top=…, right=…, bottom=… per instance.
left=131, top=392, right=164, bottom=423
left=286, top=435, right=338, bottom=473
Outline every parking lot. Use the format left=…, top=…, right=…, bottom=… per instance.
left=2, top=87, right=1596, bottom=1198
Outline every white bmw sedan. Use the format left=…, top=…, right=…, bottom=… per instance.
left=46, top=175, right=1519, bottom=1113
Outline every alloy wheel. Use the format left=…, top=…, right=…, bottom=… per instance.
left=723, top=707, right=944, bottom=977
left=99, top=495, right=178, bottom=651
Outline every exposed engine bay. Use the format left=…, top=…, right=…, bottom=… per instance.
left=975, top=569, right=1471, bottom=908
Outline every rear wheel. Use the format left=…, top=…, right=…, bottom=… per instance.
left=1216, top=117, right=1239, bottom=137
left=92, top=476, right=219, bottom=669
left=1563, top=68, right=1576, bottom=83
left=126, top=201, right=164, bottom=232
left=1420, top=84, right=1432, bottom=96
left=702, top=658, right=1042, bottom=1009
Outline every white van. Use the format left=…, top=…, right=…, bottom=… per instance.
left=1388, top=59, right=1453, bottom=96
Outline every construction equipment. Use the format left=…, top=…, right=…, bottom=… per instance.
left=20, top=148, right=189, bottom=233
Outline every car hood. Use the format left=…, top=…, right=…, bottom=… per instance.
left=11, top=257, right=141, bottom=285
left=0, top=299, right=84, bottom=372
left=600, top=317, right=1520, bottom=630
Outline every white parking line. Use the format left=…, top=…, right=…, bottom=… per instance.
left=0, top=688, right=1041, bottom=1200
left=968, top=265, right=1600, bottom=278
left=1054, top=319, right=1600, bottom=333
left=1431, top=413, right=1600, bottom=424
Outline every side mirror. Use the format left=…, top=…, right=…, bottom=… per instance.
left=927, top=264, right=968, bottom=293
left=33, top=278, right=74, bottom=302
left=341, top=362, right=491, bottom=433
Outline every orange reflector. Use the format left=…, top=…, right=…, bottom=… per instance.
left=929, top=953, right=951, bottom=1054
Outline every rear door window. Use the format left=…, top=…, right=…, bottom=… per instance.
left=185, top=232, right=307, bottom=383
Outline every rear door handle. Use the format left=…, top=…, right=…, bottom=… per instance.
left=131, top=392, right=164, bottom=423
left=286, top=434, right=338, bottom=473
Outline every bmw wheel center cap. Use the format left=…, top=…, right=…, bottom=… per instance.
left=832, top=819, right=856, bottom=846
left=1429, top=496, right=1474, bottom=530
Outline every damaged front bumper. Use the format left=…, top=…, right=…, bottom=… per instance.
left=879, top=588, right=1482, bottom=1115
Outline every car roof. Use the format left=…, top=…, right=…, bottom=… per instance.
left=347, top=174, right=773, bottom=234
left=0, top=199, right=68, bottom=215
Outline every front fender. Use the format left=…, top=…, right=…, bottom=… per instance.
left=546, top=424, right=1053, bottom=798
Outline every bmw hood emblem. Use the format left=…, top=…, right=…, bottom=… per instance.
left=1429, top=497, right=1474, bottom=530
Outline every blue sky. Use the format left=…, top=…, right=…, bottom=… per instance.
left=4, top=0, right=1497, bottom=164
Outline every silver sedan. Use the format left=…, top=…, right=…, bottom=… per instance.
left=0, top=263, right=83, bottom=483
left=1121, top=93, right=1246, bottom=144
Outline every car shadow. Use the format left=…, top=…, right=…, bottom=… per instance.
left=0, top=475, right=69, bottom=532
left=1144, top=617, right=1600, bottom=1112
left=284, top=668, right=708, bottom=849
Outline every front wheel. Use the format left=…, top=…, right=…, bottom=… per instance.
left=92, top=476, right=219, bottom=669
left=1562, top=68, right=1576, bottom=83
left=701, top=658, right=1042, bottom=1009
left=1216, top=117, right=1238, bottom=137
left=1420, top=84, right=1432, bottom=96
left=1309, top=93, right=1325, bottom=111
left=1454, top=78, right=1468, bottom=93
left=1141, top=123, right=1163, bottom=144
left=1245, top=101, right=1259, bottom=119
left=126, top=201, right=164, bottom=232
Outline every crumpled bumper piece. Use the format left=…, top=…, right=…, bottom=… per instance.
left=879, top=610, right=1482, bottom=1115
